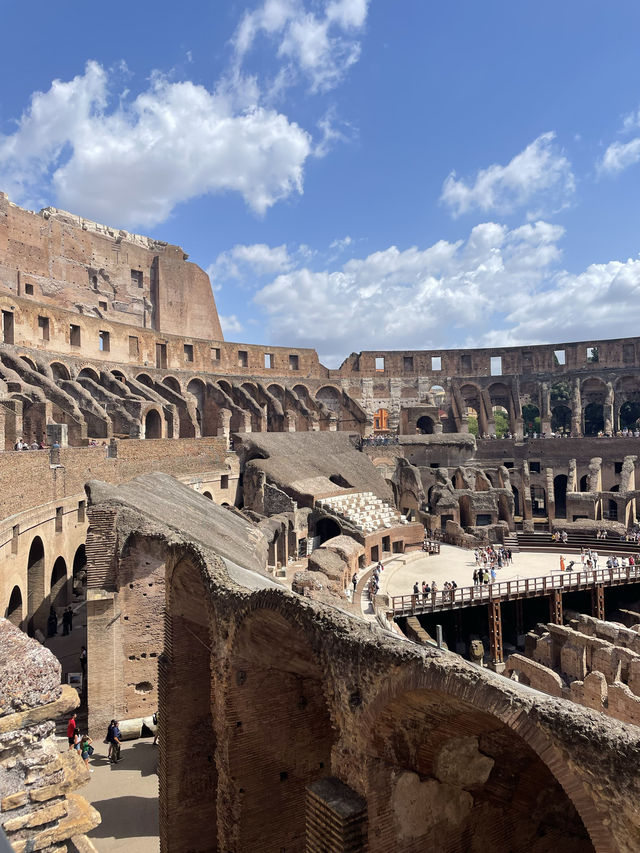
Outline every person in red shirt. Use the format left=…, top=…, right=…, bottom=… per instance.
left=67, top=712, right=78, bottom=750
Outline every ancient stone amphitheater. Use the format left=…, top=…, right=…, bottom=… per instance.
left=0, top=192, right=639, bottom=852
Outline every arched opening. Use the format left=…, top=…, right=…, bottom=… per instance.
left=491, top=405, right=509, bottom=437
left=550, top=404, right=571, bottom=434
left=203, top=491, right=213, bottom=500
left=521, top=403, right=540, bottom=435
left=512, top=485, right=520, bottom=517
left=430, top=385, right=446, bottom=405
left=459, top=495, right=472, bottom=528
left=187, top=379, right=205, bottom=434
left=619, top=400, right=640, bottom=431
left=579, top=474, right=590, bottom=492
left=49, top=556, right=68, bottom=610
left=366, top=687, right=595, bottom=852
left=20, top=356, right=37, bottom=371
left=530, top=485, right=547, bottom=518
left=5, top=585, right=23, bottom=628
left=72, top=544, right=87, bottom=595
left=584, top=403, right=605, bottom=435
left=27, top=536, right=46, bottom=637
left=136, top=373, right=155, bottom=387
left=315, top=517, right=341, bottom=544
left=162, top=376, right=181, bottom=393
left=145, top=409, right=162, bottom=439
left=553, top=475, right=568, bottom=519
left=465, top=405, right=479, bottom=436
left=374, top=408, right=389, bottom=432
left=162, top=556, right=216, bottom=850
left=50, top=362, right=71, bottom=381
left=112, top=369, right=126, bottom=382
left=416, top=416, right=435, bottom=434
left=329, top=473, right=352, bottom=488
left=227, top=609, right=335, bottom=851
left=78, top=367, right=100, bottom=382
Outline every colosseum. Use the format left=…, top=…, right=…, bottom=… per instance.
left=1, top=191, right=640, bottom=853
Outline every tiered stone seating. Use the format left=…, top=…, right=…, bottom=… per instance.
left=318, top=491, right=408, bottom=534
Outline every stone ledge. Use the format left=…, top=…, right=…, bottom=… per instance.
left=0, top=685, right=79, bottom=735
left=8, top=794, right=100, bottom=853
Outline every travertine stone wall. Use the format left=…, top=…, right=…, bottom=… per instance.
left=0, top=619, right=100, bottom=852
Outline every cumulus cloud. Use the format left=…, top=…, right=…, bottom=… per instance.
left=252, top=220, right=567, bottom=365
left=233, top=0, right=369, bottom=93
left=599, top=138, right=640, bottom=175
left=440, top=132, right=575, bottom=218
left=0, top=62, right=312, bottom=228
left=219, top=314, right=244, bottom=337
left=209, top=243, right=293, bottom=284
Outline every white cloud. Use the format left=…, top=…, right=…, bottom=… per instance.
left=440, top=132, right=575, bottom=218
left=252, top=220, right=567, bottom=365
left=599, top=138, right=640, bottom=175
left=0, top=62, right=312, bottom=228
left=329, top=235, right=352, bottom=250
left=219, top=314, right=244, bottom=336
left=233, top=0, right=369, bottom=93
left=209, top=243, right=293, bottom=283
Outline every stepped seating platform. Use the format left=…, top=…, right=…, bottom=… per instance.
left=516, top=530, right=640, bottom=557
left=317, top=491, right=408, bottom=534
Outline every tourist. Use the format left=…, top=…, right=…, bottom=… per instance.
left=473, top=568, right=478, bottom=586
left=107, top=719, right=122, bottom=763
left=80, top=645, right=87, bottom=680
left=351, top=572, right=357, bottom=593
left=80, top=734, right=94, bottom=772
left=560, top=555, right=565, bottom=572
left=47, top=606, right=58, bottom=637
left=67, top=713, right=78, bottom=750
left=413, top=581, right=420, bottom=596
left=153, top=712, right=159, bottom=746
left=65, top=605, right=73, bottom=634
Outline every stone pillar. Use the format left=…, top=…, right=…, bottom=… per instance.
left=549, top=589, right=563, bottom=625
left=329, top=414, right=338, bottom=432
left=604, top=381, right=614, bottom=435
left=309, top=413, right=320, bottom=432
left=363, top=413, right=374, bottom=438
left=487, top=600, right=504, bottom=670
left=46, top=423, right=68, bottom=448
left=306, top=777, right=367, bottom=852
left=540, top=382, right=551, bottom=435
left=571, top=378, right=582, bottom=436
left=217, top=408, right=231, bottom=445
left=242, top=411, right=252, bottom=433
left=284, top=409, right=297, bottom=432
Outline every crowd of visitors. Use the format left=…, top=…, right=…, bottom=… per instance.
left=474, top=545, right=514, bottom=570
left=13, top=437, right=46, bottom=450
left=359, top=434, right=400, bottom=448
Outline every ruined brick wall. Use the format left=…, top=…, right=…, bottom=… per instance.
left=0, top=619, right=100, bottom=851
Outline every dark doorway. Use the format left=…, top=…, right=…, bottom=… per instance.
left=145, top=409, right=162, bottom=439
left=553, top=475, right=568, bottom=519
left=5, top=585, right=22, bottom=627
left=512, top=485, right=520, bottom=517
left=551, top=405, right=571, bottom=434
left=2, top=310, right=14, bottom=344
left=619, top=400, right=640, bottom=430
left=27, top=537, right=46, bottom=636
left=580, top=475, right=589, bottom=492
left=416, top=416, right=435, bottom=434
left=316, top=517, right=341, bottom=544
left=50, top=557, right=68, bottom=609
left=584, top=403, right=604, bottom=435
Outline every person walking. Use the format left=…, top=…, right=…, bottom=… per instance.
left=560, top=555, right=565, bottom=572
left=80, top=734, right=94, bottom=771
left=107, top=719, right=122, bottom=763
left=67, top=712, right=78, bottom=750
left=80, top=646, right=87, bottom=680
left=351, top=573, right=357, bottom=594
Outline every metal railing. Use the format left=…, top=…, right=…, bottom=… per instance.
left=391, top=564, right=640, bottom=617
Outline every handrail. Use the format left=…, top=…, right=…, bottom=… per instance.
left=390, top=565, right=640, bottom=616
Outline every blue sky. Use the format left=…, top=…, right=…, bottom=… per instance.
left=3, top=1, right=640, bottom=365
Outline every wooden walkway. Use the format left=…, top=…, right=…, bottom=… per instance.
left=390, top=564, right=640, bottom=617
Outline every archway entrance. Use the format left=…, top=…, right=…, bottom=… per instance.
left=27, top=537, right=46, bottom=636
left=5, top=585, right=23, bottom=627
left=316, top=517, right=341, bottom=544
left=553, top=475, right=568, bottom=519
left=584, top=403, right=604, bottom=435
left=522, top=404, right=540, bottom=435
left=416, top=416, right=435, bottom=434
left=619, top=400, right=640, bottom=430
left=50, top=556, right=68, bottom=609
left=530, top=486, right=547, bottom=518
left=551, top=405, right=571, bottom=434
left=145, top=409, right=162, bottom=439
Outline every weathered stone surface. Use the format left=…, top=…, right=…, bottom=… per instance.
left=433, top=736, right=494, bottom=788
left=391, top=771, right=473, bottom=841
left=0, top=620, right=61, bottom=715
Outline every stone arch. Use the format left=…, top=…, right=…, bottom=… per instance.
left=49, top=556, right=68, bottom=609
left=362, top=675, right=598, bottom=852
left=27, top=536, right=46, bottom=636
left=5, top=585, right=23, bottom=628
left=50, top=361, right=71, bottom=381
left=315, top=516, right=341, bottom=544
left=266, top=383, right=285, bottom=401
left=136, top=372, right=156, bottom=387
left=78, top=366, right=100, bottom=383
left=580, top=474, right=590, bottom=492
left=203, top=491, right=213, bottom=500
left=315, top=385, right=341, bottom=412
left=144, top=408, right=163, bottom=439
left=20, top=355, right=37, bottom=371
left=225, top=606, right=335, bottom=851
left=161, top=554, right=216, bottom=851
left=551, top=404, right=571, bottom=433
left=187, top=378, right=205, bottom=429
left=416, top=415, right=435, bottom=434
left=162, top=375, right=182, bottom=393
left=521, top=402, right=540, bottom=434
left=619, top=400, right=640, bottom=430
left=111, top=369, right=126, bottom=382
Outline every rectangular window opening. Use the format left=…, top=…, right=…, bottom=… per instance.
left=129, top=336, right=139, bottom=358
left=289, top=354, right=299, bottom=371
left=2, top=311, right=14, bottom=344
left=221, top=474, right=229, bottom=489
left=99, top=300, right=108, bottom=311
left=70, top=324, right=81, bottom=347
left=38, top=316, right=50, bottom=341
left=530, top=461, right=541, bottom=473
left=55, top=506, right=63, bottom=533
left=155, top=342, right=167, bottom=369
left=265, top=353, right=274, bottom=369
left=238, top=350, right=248, bottom=368
left=431, top=356, right=442, bottom=371
left=184, top=344, right=194, bottom=363
left=586, top=346, right=599, bottom=363
left=11, top=524, right=19, bottom=555
left=77, top=500, right=86, bottom=523
left=24, top=283, right=34, bottom=295
left=461, top=354, right=472, bottom=372
left=211, top=347, right=221, bottom=362
left=131, top=269, right=143, bottom=288
left=403, top=356, right=414, bottom=372
left=375, top=356, right=385, bottom=372
left=490, top=356, right=502, bottom=376
left=554, top=349, right=566, bottom=366
left=614, top=461, right=623, bottom=474
left=99, top=330, right=110, bottom=352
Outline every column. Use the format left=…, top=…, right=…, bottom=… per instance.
left=487, top=600, right=504, bottom=670
left=217, top=408, right=231, bottom=445
left=571, top=377, right=582, bottom=436
left=284, top=409, right=297, bottom=432
left=549, top=589, right=563, bottom=625
left=604, top=382, right=614, bottom=435
left=591, top=584, right=605, bottom=620
left=540, top=381, right=551, bottom=435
